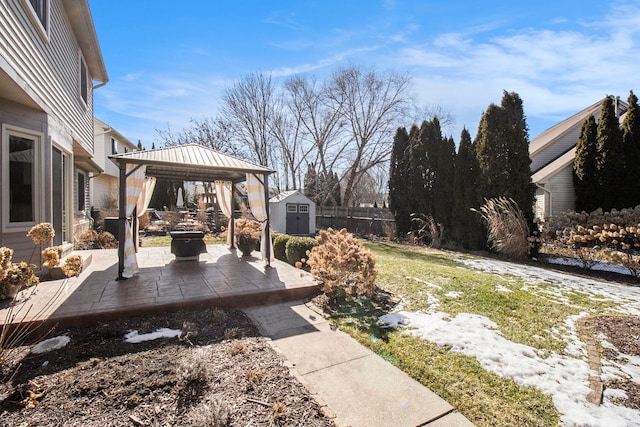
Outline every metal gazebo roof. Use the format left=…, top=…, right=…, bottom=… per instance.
left=109, top=144, right=274, bottom=182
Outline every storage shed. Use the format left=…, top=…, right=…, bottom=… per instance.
left=269, top=190, right=316, bottom=235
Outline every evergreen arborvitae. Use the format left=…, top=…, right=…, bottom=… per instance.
left=303, top=163, right=318, bottom=203
left=475, top=91, right=535, bottom=222
left=596, top=96, right=624, bottom=211
left=389, top=127, right=412, bottom=234
left=453, top=128, right=485, bottom=249
left=573, top=115, right=599, bottom=212
left=406, top=124, right=425, bottom=220
left=622, top=91, right=640, bottom=208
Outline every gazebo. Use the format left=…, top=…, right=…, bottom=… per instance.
left=109, top=144, right=275, bottom=280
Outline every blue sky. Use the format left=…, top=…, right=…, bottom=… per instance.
left=90, top=1, right=640, bottom=149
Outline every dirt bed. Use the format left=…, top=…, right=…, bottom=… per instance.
left=0, top=307, right=335, bottom=426
left=589, top=314, right=640, bottom=410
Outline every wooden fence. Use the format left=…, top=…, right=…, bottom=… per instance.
left=315, top=206, right=395, bottom=236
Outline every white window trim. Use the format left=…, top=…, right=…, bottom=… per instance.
left=2, top=124, right=43, bottom=233
left=21, top=0, right=50, bottom=42
left=78, top=51, right=89, bottom=109
left=286, top=204, right=297, bottom=213
left=52, top=143, right=72, bottom=244
left=298, top=204, right=309, bottom=214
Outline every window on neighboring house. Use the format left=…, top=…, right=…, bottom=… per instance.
left=27, top=0, right=49, bottom=33
left=111, top=138, right=118, bottom=155
left=77, top=172, right=86, bottom=212
left=80, top=55, right=88, bottom=105
left=2, top=126, right=40, bottom=230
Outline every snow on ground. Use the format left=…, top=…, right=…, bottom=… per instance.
left=32, top=335, right=71, bottom=354
left=456, top=257, right=640, bottom=316
left=377, top=257, right=640, bottom=426
left=124, top=328, right=182, bottom=343
left=378, top=310, right=640, bottom=427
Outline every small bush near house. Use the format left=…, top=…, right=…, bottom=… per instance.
left=272, top=233, right=290, bottom=262
left=285, top=236, right=317, bottom=267
left=306, top=228, right=376, bottom=303
left=74, top=230, right=117, bottom=250
left=536, top=206, right=640, bottom=276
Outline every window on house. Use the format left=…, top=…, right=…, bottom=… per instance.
left=77, top=172, right=86, bottom=211
left=28, top=0, right=49, bottom=32
left=111, top=138, right=118, bottom=154
left=2, top=126, right=40, bottom=230
left=80, top=55, right=88, bottom=105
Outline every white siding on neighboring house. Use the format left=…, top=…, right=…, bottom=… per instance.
left=91, top=118, right=136, bottom=210
left=530, top=96, right=627, bottom=220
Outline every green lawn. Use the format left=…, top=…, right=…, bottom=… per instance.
left=332, top=242, right=625, bottom=427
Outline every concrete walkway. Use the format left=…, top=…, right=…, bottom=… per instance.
left=245, top=301, right=474, bottom=427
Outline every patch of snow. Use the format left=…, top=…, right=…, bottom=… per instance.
left=604, top=388, right=629, bottom=400
left=32, top=335, right=70, bottom=354
left=124, top=328, right=182, bottom=343
left=547, top=257, right=632, bottom=276
left=378, top=310, right=640, bottom=426
left=495, top=284, right=513, bottom=293
left=408, top=277, right=441, bottom=289
left=456, top=257, right=640, bottom=316
left=444, top=291, right=462, bottom=298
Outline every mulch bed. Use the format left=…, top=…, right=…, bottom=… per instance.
left=0, top=307, right=335, bottom=426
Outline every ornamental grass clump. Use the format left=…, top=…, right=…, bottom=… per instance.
left=307, top=228, right=377, bottom=303
left=234, top=218, right=262, bottom=256
left=477, top=197, right=530, bottom=260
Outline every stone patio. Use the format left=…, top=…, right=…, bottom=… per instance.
left=0, top=245, right=320, bottom=331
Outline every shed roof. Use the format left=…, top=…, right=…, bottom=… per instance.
left=109, top=144, right=274, bottom=182
left=269, top=190, right=313, bottom=204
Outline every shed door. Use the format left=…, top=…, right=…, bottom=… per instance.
left=286, top=203, right=309, bottom=235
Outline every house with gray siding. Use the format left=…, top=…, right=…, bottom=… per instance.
left=530, top=96, right=626, bottom=219
left=91, top=118, right=136, bottom=211
left=0, top=0, right=107, bottom=262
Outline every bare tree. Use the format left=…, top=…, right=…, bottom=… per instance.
left=269, top=91, right=315, bottom=190
left=219, top=72, right=275, bottom=167
left=155, top=117, right=240, bottom=155
left=285, top=75, right=347, bottom=205
left=326, top=66, right=412, bottom=206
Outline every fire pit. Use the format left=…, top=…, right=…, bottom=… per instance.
left=169, top=231, right=207, bottom=261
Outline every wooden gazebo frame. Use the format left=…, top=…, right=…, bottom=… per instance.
left=109, top=144, right=275, bottom=280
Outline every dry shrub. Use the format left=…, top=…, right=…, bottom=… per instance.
left=307, top=228, right=377, bottom=302
left=189, top=398, right=231, bottom=427
left=210, top=308, right=228, bottom=325
left=224, top=327, right=240, bottom=340
left=477, top=197, right=530, bottom=260
left=245, top=368, right=269, bottom=384
left=382, top=221, right=397, bottom=242
left=409, top=214, right=443, bottom=248
left=176, top=347, right=209, bottom=385
left=235, top=218, right=261, bottom=255
left=271, top=402, right=288, bottom=421
left=228, top=342, right=247, bottom=356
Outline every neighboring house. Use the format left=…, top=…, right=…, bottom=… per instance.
left=91, top=118, right=136, bottom=210
left=530, top=96, right=627, bottom=219
left=0, top=0, right=108, bottom=262
left=269, top=190, right=316, bottom=235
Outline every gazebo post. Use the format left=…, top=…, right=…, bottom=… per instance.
left=229, top=183, right=236, bottom=249
left=116, top=161, right=127, bottom=280
left=263, top=174, right=271, bottom=267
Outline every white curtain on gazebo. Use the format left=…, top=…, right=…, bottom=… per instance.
left=246, top=173, right=274, bottom=262
left=123, top=165, right=147, bottom=278
left=215, top=180, right=234, bottom=247
left=134, top=177, right=156, bottom=249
